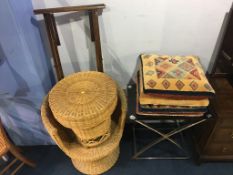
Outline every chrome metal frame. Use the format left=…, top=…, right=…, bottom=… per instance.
left=130, top=115, right=207, bottom=160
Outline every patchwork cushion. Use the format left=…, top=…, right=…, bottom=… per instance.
left=138, top=72, right=209, bottom=106
left=141, top=54, right=215, bottom=97
left=137, top=105, right=205, bottom=117
left=136, top=82, right=205, bottom=117
left=140, top=104, right=207, bottom=113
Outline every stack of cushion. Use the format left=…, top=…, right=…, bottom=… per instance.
left=137, top=54, right=215, bottom=117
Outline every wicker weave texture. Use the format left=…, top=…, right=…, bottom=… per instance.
left=41, top=85, right=127, bottom=162
left=49, top=71, right=117, bottom=129
left=0, top=127, right=8, bottom=156
left=77, top=118, right=111, bottom=147
left=72, top=147, right=119, bottom=175
left=68, top=96, right=117, bottom=143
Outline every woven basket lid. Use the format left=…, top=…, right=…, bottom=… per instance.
left=48, top=71, right=117, bottom=128
left=41, top=85, right=127, bottom=162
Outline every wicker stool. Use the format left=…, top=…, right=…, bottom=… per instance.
left=71, top=147, right=119, bottom=175
left=48, top=71, right=117, bottom=147
left=41, top=86, right=127, bottom=174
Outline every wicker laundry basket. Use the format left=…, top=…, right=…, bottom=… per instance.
left=41, top=86, right=127, bottom=174
left=48, top=71, right=118, bottom=147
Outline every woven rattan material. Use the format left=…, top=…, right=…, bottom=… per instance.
left=77, top=118, right=111, bottom=147
left=49, top=71, right=117, bottom=127
left=72, top=147, right=119, bottom=175
left=68, top=101, right=116, bottom=144
left=59, top=96, right=117, bottom=134
left=0, top=128, right=8, bottom=156
left=48, top=71, right=118, bottom=145
left=70, top=99, right=116, bottom=146
left=41, top=86, right=127, bottom=162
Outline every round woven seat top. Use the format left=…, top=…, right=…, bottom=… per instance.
left=48, top=71, right=117, bottom=123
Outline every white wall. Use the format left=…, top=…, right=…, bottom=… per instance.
left=32, top=0, right=232, bottom=88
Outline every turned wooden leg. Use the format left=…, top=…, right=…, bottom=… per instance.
left=9, top=145, right=36, bottom=167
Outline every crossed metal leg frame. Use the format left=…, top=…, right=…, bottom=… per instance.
left=130, top=115, right=207, bottom=160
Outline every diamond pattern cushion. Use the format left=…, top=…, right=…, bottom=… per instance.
left=139, top=71, right=209, bottom=106
left=141, top=54, right=215, bottom=97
